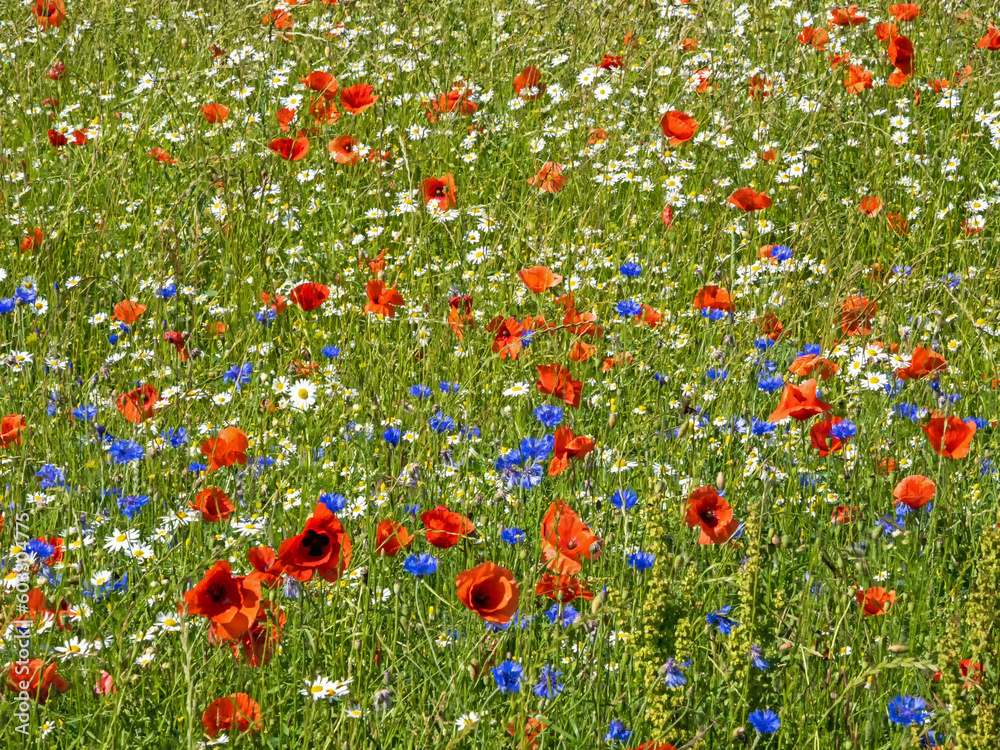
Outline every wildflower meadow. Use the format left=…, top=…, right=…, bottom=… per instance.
left=3, top=0, right=1000, bottom=747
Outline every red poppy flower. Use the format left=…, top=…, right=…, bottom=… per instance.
left=541, top=500, right=602, bottom=575
left=163, top=331, right=189, bottom=361
left=20, top=228, right=44, bottom=252
left=684, top=486, right=739, bottom=545
left=34, top=0, right=65, bottom=29
left=340, top=84, right=379, bottom=115
left=810, top=416, right=845, bottom=457
left=895, top=346, right=946, bottom=381
left=513, top=66, right=545, bottom=99
left=886, top=209, right=910, bottom=230
left=888, top=3, right=922, bottom=21
left=832, top=505, right=858, bottom=524
left=841, top=296, right=877, bottom=335
left=375, top=520, right=413, bottom=557
left=535, top=572, right=594, bottom=604
left=659, top=110, right=699, bottom=146
left=829, top=5, right=866, bottom=27
left=599, top=54, right=622, bottom=70
left=199, top=427, right=249, bottom=472
left=845, top=65, right=873, bottom=95
left=183, top=560, right=262, bottom=640
left=932, top=658, right=983, bottom=687
left=300, top=71, right=338, bottom=100
left=273, top=503, right=352, bottom=582
left=548, top=425, right=595, bottom=476
left=518, top=266, right=562, bottom=293
left=537, top=363, right=583, bottom=409
left=262, top=8, right=294, bottom=29
left=364, top=279, right=405, bottom=318
left=727, top=187, right=772, bottom=211
left=856, top=587, right=895, bottom=616
left=290, top=282, right=329, bottom=312
left=798, top=26, right=829, bottom=49
left=192, top=487, right=235, bottom=522
left=268, top=136, right=310, bottom=161
left=116, top=384, right=160, bottom=424
left=7, top=660, right=68, bottom=704
left=893, top=475, right=935, bottom=510
left=768, top=379, right=831, bottom=422
left=978, top=27, right=1000, bottom=50
left=425, top=88, right=478, bottom=122
left=875, top=23, right=899, bottom=41
left=148, top=147, right=177, bottom=164
left=308, top=97, right=341, bottom=126
left=921, top=413, right=976, bottom=459
left=14, top=589, right=74, bottom=630
left=455, top=561, right=520, bottom=625
left=202, top=693, right=262, bottom=737
left=693, top=285, right=733, bottom=312
left=47, top=129, right=68, bottom=147
left=887, top=35, right=914, bottom=75
left=247, top=546, right=281, bottom=589
left=488, top=316, right=526, bottom=360
left=448, top=296, right=475, bottom=341
left=756, top=310, right=784, bottom=340
left=329, top=135, right=360, bottom=165
left=0, top=415, right=26, bottom=448
left=276, top=107, right=296, bottom=132
left=858, top=196, right=884, bottom=216
left=200, top=104, right=230, bottom=123
left=422, top=173, right=457, bottom=210
left=421, top=505, right=475, bottom=549
left=112, top=299, right=147, bottom=324
left=527, top=162, right=567, bottom=192
left=223, top=599, right=285, bottom=666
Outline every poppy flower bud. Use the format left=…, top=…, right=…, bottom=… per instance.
left=94, top=671, right=115, bottom=696
left=771, top=535, right=781, bottom=546
left=608, top=412, right=617, bottom=427
left=716, top=472, right=725, bottom=491
left=589, top=539, right=603, bottom=558
left=393, top=580, right=402, bottom=595
left=778, top=641, right=793, bottom=651
left=673, top=554, right=684, bottom=570
left=180, top=38, right=188, bottom=48
left=590, top=587, right=608, bottom=615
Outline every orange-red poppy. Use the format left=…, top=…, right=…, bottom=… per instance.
left=548, top=425, right=595, bottom=476
left=886, top=210, right=910, bottom=232
left=328, top=135, right=360, bottom=165
left=455, top=561, right=519, bottom=625
left=535, top=572, right=594, bottom=603
left=856, top=587, right=895, bottom=616
left=756, top=310, right=784, bottom=341
left=364, top=279, right=405, bottom=318
left=518, top=266, right=562, bottom=294
left=841, top=295, right=878, bottom=335
left=798, top=26, right=829, bottom=49
left=488, top=316, right=526, bottom=360
left=895, top=346, right=946, bottom=381
left=599, top=54, right=622, bottom=70
left=887, top=35, right=914, bottom=75
left=200, top=103, right=230, bottom=124
left=893, top=474, right=935, bottom=510
left=34, top=0, right=65, bottom=29
left=375, top=520, right=413, bottom=557
left=977, top=27, right=1000, bottom=50
left=537, top=363, right=583, bottom=409
left=514, top=66, right=545, bottom=99
left=223, top=599, right=285, bottom=667
left=659, top=110, right=699, bottom=146
left=200, top=426, right=249, bottom=473
left=268, top=136, right=309, bottom=161
left=192, top=487, right=235, bottom=522
left=116, top=384, right=160, bottom=424
left=300, top=71, right=338, bottom=99
left=262, top=8, right=294, bottom=29
left=148, top=147, right=177, bottom=164
left=276, top=107, right=296, bottom=132
left=246, top=546, right=281, bottom=589
left=527, top=161, right=567, bottom=192
left=921, top=413, right=976, bottom=459
left=308, top=97, right=341, bottom=126
left=569, top=340, right=596, bottom=362
left=112, top=299, right=147, bottom=324
left=184, top=560, right=262, bottom=640
left=789, top=354, right=840, bottom=380
left=6, top=660, right=68, bottom=704
left=290, top=282, right=329, bottom=312
left=693, top=285, right=733, bottom=312
left=727, top=187, right=772, bottom=211
left=768, top=378, right=831, bottom=422
left=888, top=3, right=922, bottom=21
left=202, top=693, right=262, bottom=737
left=811, top=416, right=845, bottom=457
left=20, top=227, right=44, bottom=252
left=629, top=744, right=678, bottom=750
left=0, top=414, right=26, bottom=448
left=858, top=196, right=884, bottom=216
left=425, top=88, right=478, bottom=122
left=541, top=500, right=602, bottom=575
left=273, top=503, right=352, bottom=582
left=832, top=505, right=858, bottom=524
left=340, top=84, right=379, bottom=115
left=684, top=486, right=739, bottom=545
left=845, top=65, right=873, bottom=95
left=829, top=5, right=866, bottom=27
left=422, top=173, right=457, bottom=211
left=932, top=658, right=983, bottom=688
left=875, top=22, right=899, bottom=41
left=421, top=505, right=475, bottom=549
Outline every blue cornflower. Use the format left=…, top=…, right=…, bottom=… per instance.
left=627, top=551, right=655, bottom=571
left=164, top=428, right=188, bottom=447
left=619, top=262, right=642, bottom=278
left=501, top=527, right=526, bottom=544
left=0, top=298, right=15, bottom=314
left=754, top=337, right=776, bottom=350
left=707, top=606, right=738, bottom=635
left=25, top=538, right=55, bottom=562
left=109, top=440, right=144, bottom=464
left=750, top=644, right=770, bottom=670
left=188, top=461, right=207, bottom=474
left=256, top=309, right=276, bottom=326
left=829, top=420, right=857, bottom=440
left=533, top=404, right=563, bottom=428
left=321, top=345, right=341, bottom=359
left=409, top=384, right=432, bottom=398
left=544, top=603, right=579, bottom=627
left=319, top=493, right=347, bottom=513
left=15, top=285, right=37, bottom=304
left=36, top=464, right=65, bottom=488
left=797, top=343, right=822, bottom=358
left=895, top=402, right=922, bottom=421
left=611, top=489, right=638, bottom=511
left=751, top=419, right=776, bottom=436
left=402, top=553, right=438, bottom=577
left=383, top=427, right=401, bottom=446
left=706, top=368, right=729, bottom=381
left=922, top=731, right=948, bottom=748
left=532, top=666, right=564, bottom=699
left=429, top=414, right=455, bottom=433
left=604, top=721, right=632, bottom=742
left=653, top=372, right=669, bottom=386
left=748, top=709, right=781, bottom=734
left=491, top=660, right=524, bottom=693
left=46, top=401, right=59, bottom=417
left=157, top=283, right=177, bottom=299
left=730, top=417, right=749, bottom=434
left=223, top=362, right=253, bottom=389
left=519, top=435, right=554, bottom=460
left=615, top=300, right=643, bottom=317
left=72, top=405, right=98, bottom=421
left=439, top=381, right=461, bottom=393
left=757, top=376, right=785, bottom=392
left=700, top=308, right=726, bottom=321
left=118, top=494, right=151, bottom=519
left=662, top=658, right=687, bottom=688
left=888, top=695, right=929, bottom=727
left=966, top=416, right=989, bottom=430
left=404, top=504, right=421, bottom=516
left=486, top=611, right=532, bottom=632
left=770, top=245, right=793, bottom=262
left=893, top=265, right=913, bottom=278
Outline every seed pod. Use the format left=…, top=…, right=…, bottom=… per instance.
left=716, top=472, right=726, bottom=491
left=888, top=644, right=908, bottom=654
left=608, top=412, right=618, bottom=428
